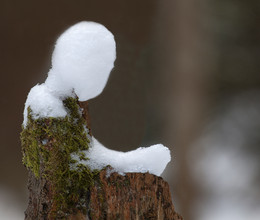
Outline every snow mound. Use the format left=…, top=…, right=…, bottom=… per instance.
left=76, top=137, right=171, bottom=176
left=23, top=84, right=67, bottom=126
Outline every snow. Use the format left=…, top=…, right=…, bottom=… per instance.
left=74, top=137, right=171, bottom=176
left=50, top=21, right=116, bottom=101
left=44, top=69, right=73, bottom=99
left=23, top=83, right=67, bottom=126
left=0, top=187, right=24, bottom=220
left=23, top=21, right=116, bottom=125
left=191, top=92, right=260, bottom=220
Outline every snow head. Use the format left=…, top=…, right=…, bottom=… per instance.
left=49, top=21, right=116, bottom=101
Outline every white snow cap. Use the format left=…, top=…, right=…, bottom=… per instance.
left=49, top=21, right=116, bottom=101
left=23, top=84, right=67, bottom=126
left=75, top=137, right=171, bottom=176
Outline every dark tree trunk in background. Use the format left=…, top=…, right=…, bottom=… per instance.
left=24, top=101, right=183, bottom=220
left=155, top=1, right=214, bottom=219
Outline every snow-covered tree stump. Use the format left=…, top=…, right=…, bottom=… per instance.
left=22, top=99, right=182, bottom=219
left=21, top=21, right=182, bottom=219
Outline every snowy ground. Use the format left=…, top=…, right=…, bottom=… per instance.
left=191, top=91, right=260, bottom=220
left=0, top=187, right=24, bottom=220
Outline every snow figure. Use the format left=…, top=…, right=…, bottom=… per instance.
left=22, top=21, right=171, bottom=176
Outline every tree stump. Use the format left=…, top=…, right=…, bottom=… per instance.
left=25, top=167, right=183, bottom=220
left=22, top=99, right=183, bottom=219
left=88, top=167, right=183, bottom=220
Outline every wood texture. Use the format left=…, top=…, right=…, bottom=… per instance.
left=25, top=167, right=183, bottom=220
left=88, top=167, right=183, bottom=220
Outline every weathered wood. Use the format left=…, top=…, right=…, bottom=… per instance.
left=25, top=167, right=183, bottom=220
left=79, top=101, right=92, bottom=136
left=88, top=167, right=183, bottom=220
left=25, top=170, right=53, bottom=219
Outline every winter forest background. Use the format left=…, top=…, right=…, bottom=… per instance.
left=0, top=0, right=259, bottom=219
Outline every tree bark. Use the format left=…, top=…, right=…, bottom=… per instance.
left=23, top=101, right=183, bottom=220
left=87, top=167, right=183, bottom=220
left=25, top=167, right=183, bottom=220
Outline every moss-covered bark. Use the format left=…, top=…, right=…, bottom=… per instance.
left=21, top=97, right=97, bottom=218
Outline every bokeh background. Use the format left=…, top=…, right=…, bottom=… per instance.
left=0, top=0, right=260, bottom=219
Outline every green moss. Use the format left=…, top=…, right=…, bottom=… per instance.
left=20, top=97, right=99, bottom=216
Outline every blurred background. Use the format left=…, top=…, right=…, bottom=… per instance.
left=0, top=0, right=259, bottom=219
